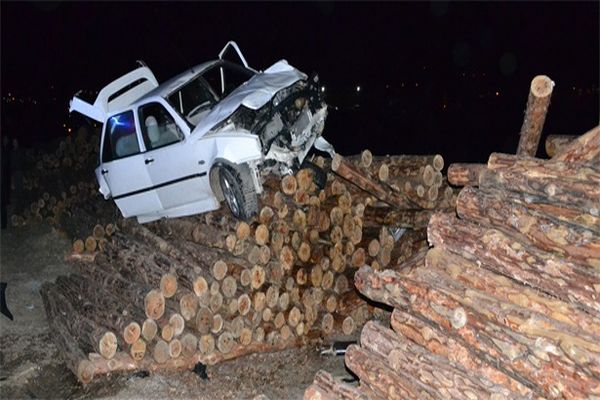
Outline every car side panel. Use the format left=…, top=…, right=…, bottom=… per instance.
left=101, top=154, right=162, bottom=218
left=144, top=139, right=212, bottom=210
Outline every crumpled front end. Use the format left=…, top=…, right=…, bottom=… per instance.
left=229, top=74, right=329, bottom=174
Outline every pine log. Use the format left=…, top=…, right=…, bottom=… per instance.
left=488, top=152, right=600, bottom=184
left=390, top=308, right=535, bottom=398
left=457, top=187, right=600, bottom=269
left=344, top=344, right=426, bottom=399
left=428, top=212, right=600, bottom=314
left=53, top=274, right=144, bottom=345
left=129, top=338, right=146, bottom=361
left=447, top=163, right=486, bottom=187
left=479, top=163, right=600, bottom=216
left=362, top=207, right=436, bottom=229
left=304, top=370, right=370, bottom=400
left=332, top=155, right=420, bottom=210
left=482, top=185, right=599, bottom=234
left=375, top=154, right=444, bottom=172
left=41, top=284, right=118, bottom=360
left=516, top=75, right=554, bottom=157
left=545, top=134, right=577, bottom=157
left=142, top=319, right=158, bottom=342
left=40, top=284, right=96, bottom=384
left=424, top=246, right=600, bottom=340
left=360, top=321, right=522, bottom=399
left=552, top=125, right=600, bottom=166
left=354, top=265, right=600, bottom=398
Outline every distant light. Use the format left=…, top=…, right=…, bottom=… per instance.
left=495, top=91, right=500, bottom=96
left=321, top=86, right=326, bottom=93
left=356, top=85, right=361, bottom=92
left=415, top=83, right=419, bottom=87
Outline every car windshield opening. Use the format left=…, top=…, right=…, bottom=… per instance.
left=168, top=62, right=255, bottom=127
left=168, top=75, right=218, bottom=127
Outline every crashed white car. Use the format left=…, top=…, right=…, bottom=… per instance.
left=70, top=42, right=332, bottom=223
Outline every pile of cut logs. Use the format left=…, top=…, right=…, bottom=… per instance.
left=10, top=125, right=103, bottom=228
left=41, top=149, right=453, bottom=384
left=305, top=76, right=599, bottom=399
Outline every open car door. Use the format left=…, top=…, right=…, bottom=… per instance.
left=69, top=65, right=159, bottom=123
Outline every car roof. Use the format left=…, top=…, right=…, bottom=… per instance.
left=131, top=59, right=221, bottom=107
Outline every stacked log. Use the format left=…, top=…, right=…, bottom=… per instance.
left=41, top=152, right=454, bottom=384
left=9, top=126, right=110, bottom=229
left=306, top=125, right=600, bottom=400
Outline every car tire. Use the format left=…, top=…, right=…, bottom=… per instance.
left=219, top=165, right=258, bottom=220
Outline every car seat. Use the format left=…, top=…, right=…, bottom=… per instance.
left=145, top=116, right=160, bottom=147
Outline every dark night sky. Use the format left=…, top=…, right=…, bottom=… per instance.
left=1, top=1, right=599, bottom=164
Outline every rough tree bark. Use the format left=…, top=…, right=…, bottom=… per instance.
left=516, top=75, right=554, bottom=157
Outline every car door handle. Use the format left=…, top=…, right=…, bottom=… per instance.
left=101, top=169, right=109, bottom=175
left=145, top=158, right=155, bottom=165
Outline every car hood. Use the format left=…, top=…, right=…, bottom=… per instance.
left=191, top=60, right=306, bottom=138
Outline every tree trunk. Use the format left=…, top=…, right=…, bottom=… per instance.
left=479, top=161, right=600, bottom=216
left=390, top=308, right=535, bottom=398
left=456, top=187, right=600, bottom=269
left=54, top=274, right=145, bottom=345
left=447, top=163, right=486, bottom=187
left=516, top=75, right=554, bottom=157
left=345, top=344, right=428, bottom=399
left=545, top=134, right=577, bottom=157
left=354, top=264, right=600, bottom=399
left=360, top=321, right=524, bottom=399
left=304, top=370, right=370, bottom=400
left=362, top=207, right=436, bottom=229
left=332, top=155, right=420, bottom=210
left=428, top=212, right=600, bottom=314
left=41, top=283, right=118, bottom=360
left=551, top=125, right=600, bottom=167
left=40, top=284, right=96, bottom=384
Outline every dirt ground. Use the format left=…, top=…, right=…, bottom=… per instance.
left=0, top=223, right=353, bottom=400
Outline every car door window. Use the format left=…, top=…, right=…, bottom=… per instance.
left=102, top=111, right=140, bottom=162
left=138, top=103, right=184, bottom=151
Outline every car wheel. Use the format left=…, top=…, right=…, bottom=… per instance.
left=219, top=165, right=258, bottom=220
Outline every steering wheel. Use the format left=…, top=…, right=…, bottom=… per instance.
left=186, top=101, right=211, bottom=119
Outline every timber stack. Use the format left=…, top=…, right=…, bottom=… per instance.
left=9, top=125, right=114, bottom=230
left=41, top=148, right=453, bottom=384
left=305, top=118, right=600, bottom=399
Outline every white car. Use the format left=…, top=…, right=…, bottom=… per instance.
left=70, top=42, right=333, bottom=223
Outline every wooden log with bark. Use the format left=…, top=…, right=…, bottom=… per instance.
left=516, top=75, right=554, bottom=157
left=479, top=156, right=600, bottom=215
left=551, top=125, right=600, bottom=167
left=447, top=163, right=486, bottom=187
left=359, top=321, right=523, bottom=399
left=354, top=264, right=600, bottom=399
left=40, top=284, right=97, bottom=384
left=456, top=186, right=600, bottom=269
left=545, top=134, right=577, bottom=157
left=390, top=308, right=535, bottom=398
left=304, top=370, right=369, bottom=400
left=428, top=212, right=600, bottom=314
left=331, top=154, right=420, bottom=210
